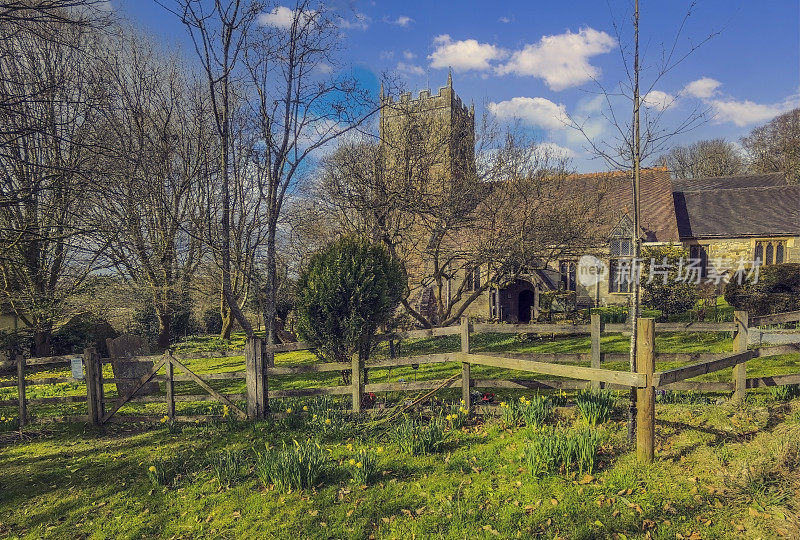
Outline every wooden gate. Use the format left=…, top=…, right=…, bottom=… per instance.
left=96, top=352, right=247, bottom=424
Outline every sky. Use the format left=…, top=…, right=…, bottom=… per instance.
left=113, top=0, right=799, bottom=172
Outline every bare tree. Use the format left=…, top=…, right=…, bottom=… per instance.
left=196, top=107, right=269, bottom=339
left=0, top=12, right=106, bottom=355
left=0, top=1, right=110, bottom=158
left=662, top=138, right=747, bottom=179
left=742, top=108, right=800, bottom=184
left=565, top=0, right=718, bottom=439
left=242, top=1, right=377, bottom=349
left=94, top=34, right=208, bottom=349
left=172, top=0, right=260, bottom=337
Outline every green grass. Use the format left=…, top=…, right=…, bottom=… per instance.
left=1, top=398, right=799, bottom=538
left=1, top=325, right=799, bottom=537
left=2, top=328, right=799, bottom=424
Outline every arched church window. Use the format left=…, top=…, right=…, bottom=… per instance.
left=754, top=243, right=763, bottom=264
left=755, top=240, right=787, bottom=266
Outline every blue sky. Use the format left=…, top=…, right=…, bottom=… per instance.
left=115, top=0, right=799, bottom=172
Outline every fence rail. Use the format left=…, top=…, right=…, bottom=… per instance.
left=3, top=309, right=800, bottom=454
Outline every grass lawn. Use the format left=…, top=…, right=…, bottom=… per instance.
left=1, top=396, right=799, bottom=539
left=2, top=329, right=798, bottom=420
left=1, top=329, right=799, bottom=538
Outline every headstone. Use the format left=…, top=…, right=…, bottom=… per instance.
left=71, top=357, right=84, bottom=380
left=106, top=335, right=159, bottom=397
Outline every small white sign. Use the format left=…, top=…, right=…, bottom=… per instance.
left=71, top=357, right=84, bottom=380
left=577, top=255, right=608, bottom=287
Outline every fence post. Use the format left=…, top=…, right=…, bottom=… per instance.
left=352, top=352, right=364, bottom=413
left=590, top=313, right=602, bottom=391
left=248, top=337, right=269, bottom=419
left=461, top=316, right=471, bottom=409
left=166, top=356, right=175, bottom=420
left=246, top=337, right=267, bottom=419
left=635, top=318, right=655, bottom=463
left=84, top=348, right=97, bottom=425
left=16, top=354, right=26, bottom=428
left=94, top=349, right=105, bottom=422
left=733, top=310, right=749, bottom=403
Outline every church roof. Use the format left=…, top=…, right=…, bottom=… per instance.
left=563, top=168, right=680, bottom=243
left=671, top=172, right=788, bottom=193
left=673, top=183, right=800, bottom=239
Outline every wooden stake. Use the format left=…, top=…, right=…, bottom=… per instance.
left=166, top=358, right=175, bottom=420
left=635, top=318, right=655, bottom=463
left=84, top=348, right=97, bottom=425
left=733, top=310, right=748, bottom=403
left=94, top=349, right=105, bottom=422
left=245, top=337, right=267, bottom=419
left=352, top=353, right=364, bottom=413
left=16, top=354, right=26, bottom=428
left=590, top=313, right=602, bottom=391
left=461, top=317, right=471, bottom=409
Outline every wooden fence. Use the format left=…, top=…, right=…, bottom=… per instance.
left=2, top=310, right=799, bottom=460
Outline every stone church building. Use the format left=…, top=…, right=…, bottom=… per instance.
left=380, top=78, right=800, bottom=324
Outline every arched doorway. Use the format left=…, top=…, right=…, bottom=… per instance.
left=518, top=290, right=535, bottom=323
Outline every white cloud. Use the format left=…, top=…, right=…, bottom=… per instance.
left=258, top=6, right=297, bottom=28
left=315, top=62, right=334, bottom=74
left=379, top=50, right=394, bottom=60
left=428, top=34, right=507, bottom=72
left=642, top=90, right=676, bottom=111
left=496, top=27, right=616, bottom=90
left=260, top=6, right=367, bottom=31
left=709, top=97, right=798, bottom=127
left=499, top=16, right=512, bottom=24
left=337, top=12, right=370, bottom=31
left=536, top=142, right=575, bottom=159
left=397, top=62, right=425, bottom=77
left=384, top=15, right=414, bottom=27
left=402, top=49, right=416, bottom=60
left=488, top=97, right=569, bottom=130
left=683, top=77, right=721, bottom=99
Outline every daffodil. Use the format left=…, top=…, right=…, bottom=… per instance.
left=347, top=443, right=353, bottom=451
left=349, top=459, right=356, bottom=465
left=286, top=408, right=292, bottom=414
left=148, top=465, right=156, bottom=472
left=325, top=418, right=331, bottom=425
left=356, top=462, right=363, bottom=469
left=303, top=405, right=308, bottom=411
left=376, top=446, right=383, bottom=453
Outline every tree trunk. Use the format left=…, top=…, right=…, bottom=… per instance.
left=627, top=0, right=642, bottom=443
left=263, top=226, right=278, bottom=367
left=33, top=326, right=51, bottom=357
left=157, top=308, right=171, bottom=350
left=219, top=293, right=233, bottom=339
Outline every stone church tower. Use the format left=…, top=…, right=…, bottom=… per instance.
left=378, top=72, right=476, bottom=193
left=378, top=74, right=477, bottom=324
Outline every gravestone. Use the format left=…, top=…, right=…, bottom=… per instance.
left=106, top=335, right=159, bottom=397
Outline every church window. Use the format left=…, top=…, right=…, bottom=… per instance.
left=755, top=240, right=786, bottom=266
left=559, top=261, right=577, bottom=291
